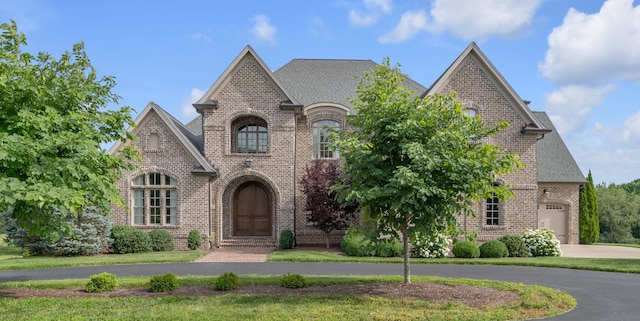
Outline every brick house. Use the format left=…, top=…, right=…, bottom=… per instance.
left=109, top=42, right=585, bottom=249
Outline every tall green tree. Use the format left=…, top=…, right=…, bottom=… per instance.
left=596, top=183, right=639, bottom=243
left=0, top=21, right=138, bottom=239
left=579, top=170, right=599, bottom=244
left=333, top=58, right=522, bottom=283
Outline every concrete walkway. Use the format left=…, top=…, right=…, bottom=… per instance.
left=195, top=247, right=274, bottom=263
left=560, top=244, right=640, bottom=258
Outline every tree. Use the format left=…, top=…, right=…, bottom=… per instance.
left=596, top=183, right=639, bottom=243
left=580, top=170, right=599, bottom=244
left=300, top=160, right=358, bottom=248
left=332, top=58, right=522, bottom=283
left=0, top=21, right=138, bottom=240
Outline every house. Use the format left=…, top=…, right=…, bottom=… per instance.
left=108, top=42, right=586, bottom=249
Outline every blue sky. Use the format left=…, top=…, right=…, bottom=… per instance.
left=1, top=0, right=639, bottom=185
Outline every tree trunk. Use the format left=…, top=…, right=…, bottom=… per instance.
left=402, top=226, right=411, bottom=284
left=325, top=232, right=330, bottom=249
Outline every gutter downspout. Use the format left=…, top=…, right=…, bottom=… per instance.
left=293, top=111, right=298, bottom=246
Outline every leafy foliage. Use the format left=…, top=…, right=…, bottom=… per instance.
left=451, top=241, right=480, bottom=258
left=148, top=229, right=174, bottom=252
left=214, top=272, right=239, bottom=291
left=187, top=230, right=203, bottom=250
left=300, top=160, right=358, bottom=248
left=332, top=58, right=522, bottom=282
left=0, top=21, right=138, bottom=239
left=479, top=240, right=509, bottom=258
left=340, top=228, right=375, bottom=257
left=409, top=232, right=451, bottom=258
left=110, top=225, right=152, bottom=254
left=1, top=206, right=112, bottom=256
left=374, top=239, right=404, bottom=257
left=497, top=234, right=528, bottom=257
left=279, top=229, right=294, bottom=249
left=596, top=183, right=640, bottom=243
left=579, top=170, right=599, bottom=244
left=149, top=273, right=179, bottom=292
left=86, top=272, right=118, bottom=293
left=278, top=273, right=309, bottom=289
left=522, top=229, right=561, bottom=257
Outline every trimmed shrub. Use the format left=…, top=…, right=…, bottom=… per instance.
left=149, top=229, right=174, bottom=252
left=187, top=230, right=203, bottom=250
left=86, top=272, right=118, bottom=293
left=149, top=272, right=179, bottom=292
left=111, top=225, right=152, bottom=254
left=498, top=234, right=528, bottom=257
left=451, top=241, right=480, bottom=258
left=279, top=229, right=294, bottom=249
left=410, top=232, right=452, bottom=258
left=479, top=239, right=509, bottom=258
left=279, top=273, right=308, bottom=289
left=374, top=239, right=403, bottom=257
left=214, top=271, right=239, bottom=291
left=340, top=229, right=375, bottom=257
left=522, top=228, right=562, bottom=257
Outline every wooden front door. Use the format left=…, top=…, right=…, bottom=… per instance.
left=234, top=182, right=272, bottom=236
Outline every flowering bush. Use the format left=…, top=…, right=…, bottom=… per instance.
left=522, top=228, right=562, bottom=257
left=410, top=232, right=452, bottom=258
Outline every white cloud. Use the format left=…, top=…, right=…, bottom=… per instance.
left=378, top=11, right=428, bottom=43
left=349, top=0, right=393, bottom=27
left=249, top=14, right=277, bottom=45
left=181, top=88, right=204, bottom=120
left=309, top=16, right=330, bottom=39
left=365, top=0, right=393, bottom=13
left=543, top=84, right=615, bottom=135
left=622, top=111, right=640, bottom=144
left=349, top=10, right=378, bottom=27
left=426, top=0, right=542, bottom=40
left=540, top=0, right=640, bottom=84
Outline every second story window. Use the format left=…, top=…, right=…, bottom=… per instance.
left=313, top=120, right=340, bottom=159
left=232, top=116, right=268, bottom=154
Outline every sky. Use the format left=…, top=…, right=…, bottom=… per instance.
left=1, top=0, right=639, bottom=185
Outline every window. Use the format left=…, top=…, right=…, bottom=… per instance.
left=486, top=193, right=499, bottom=225
left=232, top=116, right=268, bottom=153
left=464, top=109, right=478, bottom=117
left=147, top=133, right=160, bottom=150
left=131, top=173, right=177, bottom=225
left=313, top=120, right=340, bottom=159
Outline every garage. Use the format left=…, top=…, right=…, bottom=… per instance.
left=538, top=204, right=568, bottom=243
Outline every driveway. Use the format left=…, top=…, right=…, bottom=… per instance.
left=561, top=244, right=640, bottom=258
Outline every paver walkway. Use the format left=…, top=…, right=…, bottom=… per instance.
left=195, top=247, right=274, bottom=262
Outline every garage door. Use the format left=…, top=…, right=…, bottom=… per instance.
left=538, top=204, right=567, bottom=243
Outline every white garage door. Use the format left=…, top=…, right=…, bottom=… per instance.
left=538, top=204, right=567, bottom=243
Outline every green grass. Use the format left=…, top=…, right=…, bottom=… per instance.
left=0, top=275, right=575, bottom=321
left=268, top=250, right=640, bottom=273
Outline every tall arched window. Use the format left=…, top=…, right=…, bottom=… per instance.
left=232, top=116, right=268, bottom=154
left=313, top=120, right=340, bottom=159
left=132, top=173, right=177, bottom=225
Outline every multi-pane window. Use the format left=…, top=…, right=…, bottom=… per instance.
left=313, top=120, right=340, bottom=159
left=486, top=193, right=499, bottom=225
left=132, top=173, right=177, bottom=225
left=237, top=124, right=268, bottom=153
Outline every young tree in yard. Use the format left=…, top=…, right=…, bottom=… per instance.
left=579, top=170, right=599, bottom=244
left=332, top=58, right=522, bottom=283
left=0, top=21, right=138, bottom=240
left=300, top=160, right=358, bottom=248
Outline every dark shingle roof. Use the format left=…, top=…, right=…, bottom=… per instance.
left=274, top=59, right=427, bottom=111
left=534, top=111, right=586, bottom=184
left=183, top=116, right=204, bottom=153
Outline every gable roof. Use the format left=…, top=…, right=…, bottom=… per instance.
left=426, top=42, right=547, bottom=131
left=108, top=102, right=216, bottom=176
left=274, top=59, right=427, bottom=112
left=534, top=111, right=586, bottom=184
left=194, top=45, right=300, bottom=109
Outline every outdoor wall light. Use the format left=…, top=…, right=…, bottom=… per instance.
left=244, top=157, right=253, bottom=168
left=543, top=188, right=550, bottom=199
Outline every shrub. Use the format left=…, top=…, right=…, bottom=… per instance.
left=111, top=225, right=152, bottom=254
left=214, top=271, right=239, bottom=291
left=149, top=229, right=174, bottom=252
left=410, top=232, right=452, bottom=258
left=279, top=229, right=294, bottom=249
left=149, top=273, right=179, bottom=292
left=479, top=239, right=509, bottom=258
left=451, top=241, right=480, bottom=258
left=278, top=273, right=308, bottom=289
left=522, top=228, right=562, bottom=257
left=498, top=234, right=528, bottom=257
left=340, top=229, right=375, bottom=257
left=86, top=272, right=118, bottom=293
left=374, top=239, right=403, bottom=257
left=187, top=230, right=203, bottom=250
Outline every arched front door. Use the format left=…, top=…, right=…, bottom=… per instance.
left=234, top=181, right=272, bottom=236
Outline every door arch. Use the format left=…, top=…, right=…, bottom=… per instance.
left=233, top=181, right=272, bottom=236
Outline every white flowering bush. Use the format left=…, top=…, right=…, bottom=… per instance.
left=522, top=228, right=562, bottom=257
left=410, top=232, right=452, bottom=258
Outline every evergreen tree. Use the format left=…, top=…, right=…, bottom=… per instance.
left=580, top=170, right=599, bottom=244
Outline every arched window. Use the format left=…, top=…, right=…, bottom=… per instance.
left=313, top=120, right=340, bottom=159
left=132, top=173, right=177, bottom=225
left=232, top=116, right=268, bottom=154
left=464, top=109, right=478, bottom=117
